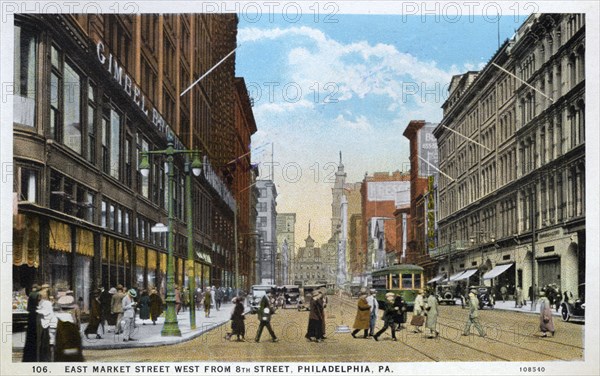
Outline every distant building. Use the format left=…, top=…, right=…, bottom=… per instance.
left=256, top=180, right=277, bottom=285
left=276, top=213, right=296, bottom=285
left=293, top=223, right=327, bottom=286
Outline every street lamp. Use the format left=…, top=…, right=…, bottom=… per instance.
left=139, top=134, right=202, bottom=336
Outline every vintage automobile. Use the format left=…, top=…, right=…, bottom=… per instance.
left=560, top=291, right=585, bottom=322
left=436, top=284, right=457, bottom=305
left=247, top=284, right=275, bottom=314
left=469, top=285, right=495, bottom=309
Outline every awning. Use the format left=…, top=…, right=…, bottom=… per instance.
left=427, top=275, right=444, bottom=284
left=445, top=271, right=466, bottom=282
left=454, top=269, right=478, bottom=281
left=483, top=263, right=514, bottom=280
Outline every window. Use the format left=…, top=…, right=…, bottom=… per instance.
left=101, top=109, right=110, bottom=173
left=137, top=136, right=149, bottom=198
left=401, top=274, right=412, bottom=289
left=110, top=109, right=121, bottom=179
left=17, top=167, right=38, bottom=203
left=63, top=62, right=82, bottom=153
left=13, top=25, right=37, bottom=127
left=87, top=83, right=96, bottom=163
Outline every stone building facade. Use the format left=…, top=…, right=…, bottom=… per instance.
left=432, top=14, right=585, bottom=299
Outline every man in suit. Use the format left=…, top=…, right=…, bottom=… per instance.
left=255, top=293, right=278, bottom=343
left=462, top=289, right=486, bottom=337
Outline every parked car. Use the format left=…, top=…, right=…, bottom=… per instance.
left=560, top=291, right=585, bottom=322
left=436, top=284, right=457, bottom=305
left=247, top=285, right=275, bottom=314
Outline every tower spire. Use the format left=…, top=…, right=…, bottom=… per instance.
left=308, top=220, right=311, bottom=237
left=339, top=151, right=342, bottom=165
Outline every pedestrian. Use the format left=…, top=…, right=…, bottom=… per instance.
left=455, top=283, right=465, bottom=308
left=226, top=297, right=245, bottom=341
left=500, top=285, right=508, bottom=303
left=182, top=287, right=189, bottom=312
left=538, top=291, right=555, bottom=337
left=373, top=293, right=398, bottom=341
left=366, top=289, right=379, bottom=337
left=175, top=285, right=182, bottom=315
left=462, top=289, right=486, bottom=337
left=424, top=289, right=440, bottom=338
left=305, top=291, right=325, bottom=342
left=216, top=287, right=224, bottom=311
left=411, top=289, right=425, bottom=333
left=351, top=290, right=371, bottom=339
left=255, top=293, right=278, bottom=342
left=515, top=285, right=523, bottom=308
left=149, top=288, right=163, bottom=325
left=99, top=286, right=112, bottom=334
left=320, top=287, right=328, bottom=337
left=111, top=285, right=125, bottom=334
left=138, top=289, right=150, bottom=325
left=202, top=287, right=212, bottom=317
left=121, top=289, right=137, bottom=342
left=54, top=293, right=84, bottom=362
left=22, top=284, right=40, bottom=362
left=84, top=289, right=102, bottom=339
left=210, top=286, right=218, bottom=311
left=393, top=294, right=406, bottom=330
left=36, top=285, right=54, bottom=362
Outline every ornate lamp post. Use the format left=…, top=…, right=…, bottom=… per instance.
left=139, top=134, right=202, bottom=336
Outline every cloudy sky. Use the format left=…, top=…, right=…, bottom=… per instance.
left=235, top=12, right=527, bottom=245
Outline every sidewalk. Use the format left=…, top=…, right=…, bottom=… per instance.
left=13, top=302, right=243, bottom=351
left=492, top=299, right=562, bottom=317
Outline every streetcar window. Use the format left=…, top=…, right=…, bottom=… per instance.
left=391, top=274, right=399, bottom=288
left=414, top=274, right=422, bottom=289
left=402, top=274, right=412, bottom=289
left=373, top=275, right=386, bottom=289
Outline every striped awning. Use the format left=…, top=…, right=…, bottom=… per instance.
left=483, top=263, right=513, bottom=280
left=427, top=275, right=445, bottom=284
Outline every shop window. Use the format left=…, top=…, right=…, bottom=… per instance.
left=13, top=25, right=37, bottom=127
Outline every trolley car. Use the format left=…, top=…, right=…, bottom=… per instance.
left=371, top=264, right=424, bottom=309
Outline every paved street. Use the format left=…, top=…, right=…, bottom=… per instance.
left=76, top=295, right=583, bottom=362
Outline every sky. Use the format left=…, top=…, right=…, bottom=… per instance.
left=235, top=12, right=528, bottom=246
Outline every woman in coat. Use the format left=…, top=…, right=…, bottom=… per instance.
left=305, top=291, right=325, bottom=342
left=22, top=284, right=40, bottom=362
left=138, top=289, right=151, bottom=324
left=148, top=288, right=163, bottom=325
left=538, top=291, right=555, bottom=337
left=226, top=297, right=246, bottom=341
left=202, top=287, right=212, bottom=318
left=351, top=291, right=371, bottom=338
left=393, top=294, right=406, bottom=330
left=373, top=293, right=398, bottom=341
left=411, top=289, right=425, bottom=333
left=84, top=290, right=102, bottom=339
left=425, top=290, right=440, bottom=338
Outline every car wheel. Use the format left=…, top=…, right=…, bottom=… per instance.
left=561, top=304, right=570, bottom=322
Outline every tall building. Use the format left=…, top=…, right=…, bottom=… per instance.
left=232, top=77, right=258, bottom=290
left=276, top=213, right=296, bottom=285
left=359, top=171, right=411, bottom=281
left=11, top=14, right=242, bottom=312
left=433, top=14, right=585, bottom=298
left=256, top=179, right=277, bottom=284
left=398, top=120, right=439, bottom=277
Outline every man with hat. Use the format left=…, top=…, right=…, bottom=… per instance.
left=462, top=289, right=486, bottom=337
left=366, top=288, right=379, bottom=337
left=351, top=289, right=371, bottom=339
left=121, top=289, right=138, bottom=342
left=373, top=292, right=398, bottom=341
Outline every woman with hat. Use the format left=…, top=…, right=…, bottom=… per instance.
left=35, top=284, right=54, bottom=361
left=351, top=289, right=371, bottom=339
left=226, top=297, right=246, bottom=341
left=538, top=291, right=555, bottom=337
left=373, top=292, right=398, bottom=341
left=149, top=287, right=163, bottom=325
left=138, top=289, right=151, bottom=325
left=305, top=290, right=325, bottom=342
left=54, top=293, right=84, bottom=361
left=424, top=289, right=440, bottom=338
left=121, top=289, right=138, bottom=342
left=84, top=289, right=103, bottom=339
left=411, top=289, right=425, bottom=333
